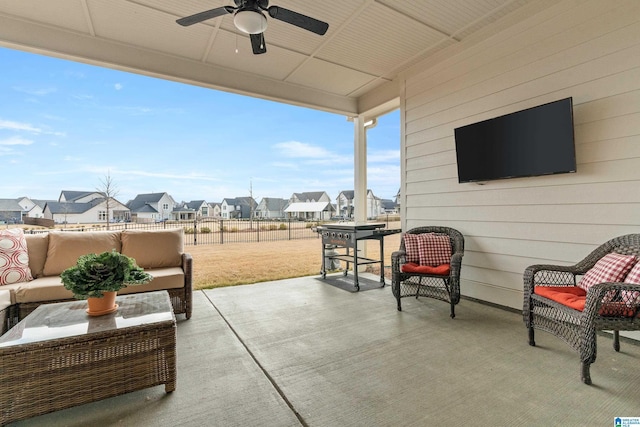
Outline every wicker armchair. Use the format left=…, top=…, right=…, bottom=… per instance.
left=523, top=234, right=640, bottom=384
left=391, top=226, right=464, bottom=318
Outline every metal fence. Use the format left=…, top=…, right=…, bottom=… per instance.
left=25, top=218, right=322, bottom=246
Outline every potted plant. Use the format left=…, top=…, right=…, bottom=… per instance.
left=61, top=250, right=152, bottom=316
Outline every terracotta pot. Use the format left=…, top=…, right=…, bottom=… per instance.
left=86, top=291, right=118, bottom=316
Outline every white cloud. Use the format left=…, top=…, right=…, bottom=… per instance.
left=12, top=86, right=57, bottom=96
left=273, top=141, right=332, bottom=158
left=0, top=118, right=65, bottom=136
left=0, top=136, right=34, bottom=146
left=114, top=83, right=123, bottom=91
left=0, top=119, right=42, bottom=133
left=368, top=149, right=400, bottom=163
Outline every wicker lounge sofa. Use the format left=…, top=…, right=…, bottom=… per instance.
left=2, top=228, right=192, bottom=329
left=523, top=234, right=640, bottom=384
left=391, top=226, right=464, bottom=318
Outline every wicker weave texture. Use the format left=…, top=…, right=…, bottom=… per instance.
left=0, top=292, right=177, bottom=425
left=391, top=226, right=465, bottom=317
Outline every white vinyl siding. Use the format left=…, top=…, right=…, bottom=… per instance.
left=400, top=0, right=640, bottom=309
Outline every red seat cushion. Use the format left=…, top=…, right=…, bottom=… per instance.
left=535, top=286, right=586, bottom=311
left=534, top=286, right=638, bottom=317
left=401, top=262, right=450, bottom=275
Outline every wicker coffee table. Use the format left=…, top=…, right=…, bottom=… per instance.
left=0, top=291, right=176, bottom=425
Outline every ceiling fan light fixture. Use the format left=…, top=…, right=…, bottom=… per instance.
left=234, top=10, right=267, bottom=34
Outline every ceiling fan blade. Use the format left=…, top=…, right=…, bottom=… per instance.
left=250, top=33, right=267, bottom=54
left=176, top=6, right=235, bottom=27
left=267, top=6, right=329, bottom=35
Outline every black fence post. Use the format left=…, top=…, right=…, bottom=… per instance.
left=193, top=218, right=198, bottom=245
left=288, top=218, right=291, bottom=240
left=257, top=219, right=260, bottom=243
left=220, top=219, right=224, bottom=245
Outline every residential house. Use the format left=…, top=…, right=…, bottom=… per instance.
left=284, top=192, right=334, bottom=221
left=289, top=192, right=331, bottom=204
left=255, top=198, right=288, bottom=219
left=44, top=197, right=130, bottom=224
left=127, top=192, right=175, bottom=223
left=336, top=190, right=383, bottom=219
left=191, top=200, right=211, bottom=217
left=23, top=198, right=53, bottom=218
left=0, top=197, right=52, bottom=221
left=221, top=197, right=257, bottom=219
left=0, top=199, right=24, bottom=223
left=380, top=199, right=398, bottom=215
left=171, top=203, right=196, bottom=221
left=209, top=202, right=222, bottom=218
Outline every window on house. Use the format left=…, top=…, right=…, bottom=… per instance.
left=162, top=203, right=169, bottom=210
left=98, top=211, right=107, bottom=221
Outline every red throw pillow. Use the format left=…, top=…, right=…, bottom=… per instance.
left=577, top=253, right=637, bottom=292
left=401, top=262, right=450, bottom=275
left=403, top=233, right=422, bottom=264
left=403, top=233, right=452, bottom=267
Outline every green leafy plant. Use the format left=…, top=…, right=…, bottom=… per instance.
left=61, top=250, right=152, bottom=299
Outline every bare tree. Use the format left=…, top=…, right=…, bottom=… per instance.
left=97, top=171, right=118, bottom=230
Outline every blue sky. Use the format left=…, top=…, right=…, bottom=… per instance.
left=0, top=47, right=400, bottom=205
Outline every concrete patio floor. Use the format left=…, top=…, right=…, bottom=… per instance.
left=11, top=273, right=640, bottom=426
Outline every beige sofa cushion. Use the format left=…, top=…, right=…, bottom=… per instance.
left=121, top=229, right=183, bottom=269
left=42, top=231, right=122, bottom=277
left=24, top=233, right=49, bottom=278
left=117, top=267, right=185, bottom=295
left=15, top=276, right=75, bottom=303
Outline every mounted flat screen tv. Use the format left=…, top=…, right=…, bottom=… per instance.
left=454, top=97, right=576, bottom=183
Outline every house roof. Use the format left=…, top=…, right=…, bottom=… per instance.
left=293, top=192, right=327, bottom=202
left=381, top=199, right=397, bottom=209
left=127, top=193, right=169, bottom=211
left=284, top=202, right=332, bottom=213
left=133, top=204, right=159, bottom=214
left=0, top=1, right=542, bottom=117
left=31, top=199, right=56, bottom=209
left=45, top=201, right=93, bottom=214
left=59, top=190, right=104, bottom=202
left=0, top=199, right=23, bottom=212
left=186, top=200, right=207, bottom=209
left=338, top=190, right=374, bottom=200
left=260, top=198, right=288, bottom=211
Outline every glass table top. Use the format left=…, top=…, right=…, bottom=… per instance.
left=0, top=291, right=174, bottom=347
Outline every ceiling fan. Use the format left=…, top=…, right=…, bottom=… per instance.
left=176, top=0, right=329, bottom=55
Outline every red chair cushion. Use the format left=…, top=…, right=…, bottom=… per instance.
left=535, top=286, right=586, bottom=311
left=401, top=262, right=450, bottom=275
left=534, top=286, right=638, bottom=317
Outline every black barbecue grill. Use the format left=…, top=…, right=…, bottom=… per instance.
left=317, top=223, right=401, bottom=291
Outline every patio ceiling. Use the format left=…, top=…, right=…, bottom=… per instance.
left=0, top=0, right=531, bottom=117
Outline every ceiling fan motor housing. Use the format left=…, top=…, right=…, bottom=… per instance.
left=234, top=0, right=269, bottom=10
